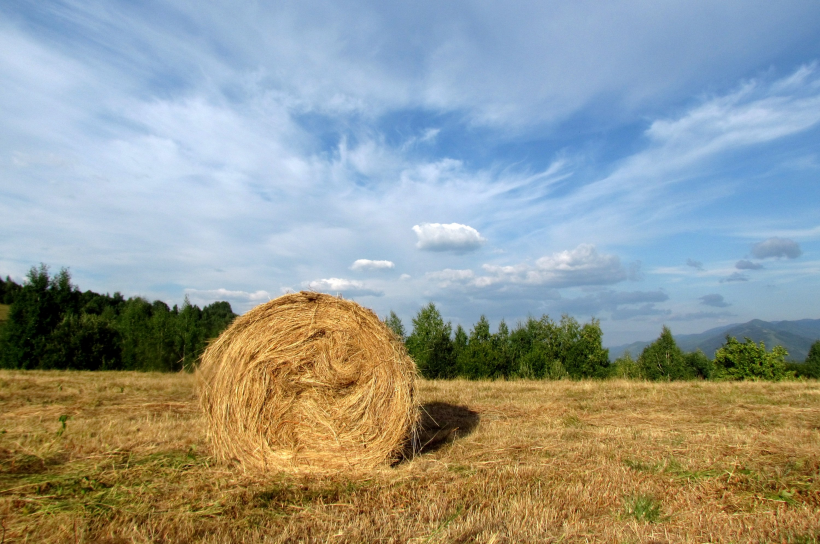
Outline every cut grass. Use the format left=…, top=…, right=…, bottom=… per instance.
left=0, top=371, right=819, bottom=542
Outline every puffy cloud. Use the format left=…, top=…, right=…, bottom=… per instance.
left=699, top=294, right=730, bottom=307
left=412, top=223, right=486, bottom=252
left=720, top=272, right=749, bottom=283
left=477, top=244, right=627, bottom=288
left=735, top=259, right=763, bottom=270
left=751, top=237, right=802, bottom=259
left=303, top=278, right=383, bottom=297
left=350, top=259, right=395, bottom=271
left=686, top=258, right=704, bottom=271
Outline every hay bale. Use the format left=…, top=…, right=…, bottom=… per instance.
left=197, top=291, right=418, bottom=472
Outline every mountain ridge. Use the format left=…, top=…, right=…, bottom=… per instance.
left=608, top=318, right=820, bottom=362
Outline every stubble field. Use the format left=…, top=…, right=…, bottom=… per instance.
left=0, top=370, right=818, bottom=543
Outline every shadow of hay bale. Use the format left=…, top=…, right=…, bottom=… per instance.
left=405, top=402, right=480, bottom=457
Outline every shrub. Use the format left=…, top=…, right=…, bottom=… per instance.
left=713, top=336, right=793, bottom=381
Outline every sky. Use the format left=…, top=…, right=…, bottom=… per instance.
left=2, top=1, right=820, bottom=346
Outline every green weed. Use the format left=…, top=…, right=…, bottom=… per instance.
left=622, top=494, right=663, bottom=523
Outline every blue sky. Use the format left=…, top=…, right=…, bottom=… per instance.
left=2, top=1, right=820, bottom=346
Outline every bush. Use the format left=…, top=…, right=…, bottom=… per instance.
left=638, top=327, right=695, bottom=380
left=610, top=351, right=641, bottom=379
left=713, top=336, right=793, bottom=381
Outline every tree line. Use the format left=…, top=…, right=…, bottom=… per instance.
left=2, top=265, right=818, bottom=379
left=0, top=265, right=236, bottom=371
left=387, top=306, right=820, bottom=381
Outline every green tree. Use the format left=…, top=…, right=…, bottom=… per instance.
left=406, top=303, right=455, bottom=379
left=638, top=326, right=695, bottom=381
left=684, top=350, right=713, bottom=379
left=174, top=296, right=204, bottom=372
left=610, top=351, right=641, bottom=379
left=0, top=265, right=79, bottom=369
left=0, top=276, right=23, bottom=305
left=44, top=313, right=122, bottom=370
left=562, top=317, right=610, bottom=379
left=452, top=324, right=468, bottom=367
left=803, top=340, right=820, bottom=379
left=493, top=319, right=514, bottom=378
left=457, top=315, right=502, bottom=379
left=384, top=311, right=406, bottom=342
left=714, top=336, right=793, bottom=381
left=508, top=316, right=560, bottom=379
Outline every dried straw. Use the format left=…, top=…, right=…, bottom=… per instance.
left=197, top=291, right=418, bottom=472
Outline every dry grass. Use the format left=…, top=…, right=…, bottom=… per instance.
left=1, top=371, right=819, bottom=543
left=197, top=292, right=418, bottom=472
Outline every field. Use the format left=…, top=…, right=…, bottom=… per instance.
left=1, top=371, right=819, bottom=543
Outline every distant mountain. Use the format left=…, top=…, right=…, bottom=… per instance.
left=608, top=318, right=820, bottom=362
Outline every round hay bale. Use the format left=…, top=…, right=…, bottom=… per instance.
left=197, top=291, right=418, bottom=472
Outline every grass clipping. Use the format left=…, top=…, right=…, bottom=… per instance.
left=197, top=291, right=418, bottom=472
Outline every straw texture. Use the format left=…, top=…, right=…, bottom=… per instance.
left=197, top=291, right=418, bottom=472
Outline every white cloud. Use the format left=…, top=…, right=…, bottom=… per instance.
left=350, top=259, right=395, bottom=271
left=476, top=244, right=627, bottom=288
left=540, top=65, right=820, bottom=245
left=426, top=268, right=475, bottom=287
left=751, top=237, right=803, bottom=259
left=304, top=278, right=383, bottom=297
left=412, top=223, right=486, bottom=252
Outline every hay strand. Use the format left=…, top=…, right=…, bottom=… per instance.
left=197, top=291, right=418, bottom=472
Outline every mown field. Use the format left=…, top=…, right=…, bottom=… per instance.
left=1, top=371, right=819, bottom=543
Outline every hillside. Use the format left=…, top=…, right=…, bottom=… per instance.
left=609, top=318, right=820, bottom=361
left=0, top=303, right=9, bottom=323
